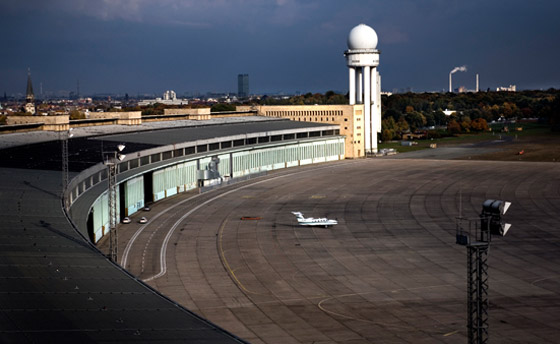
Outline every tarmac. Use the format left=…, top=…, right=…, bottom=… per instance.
left=111, top=157, right=560, bottom=343
left=2, top=118, right=559, bottom=343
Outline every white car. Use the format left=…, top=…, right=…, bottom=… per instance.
left=139, top=217, right=148, bottom=224
left=122, top=217, right=131, bottom=224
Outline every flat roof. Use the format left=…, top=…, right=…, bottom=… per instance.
left=0, top=118, right=338, bottom=172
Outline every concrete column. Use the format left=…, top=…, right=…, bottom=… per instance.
left=349, top=67, right=356, bottom=105
left=370, top=68, right=379, bottom=153
left=357, top=68, right=363, bottom=104
left=363, top=65, right=371, bottom=153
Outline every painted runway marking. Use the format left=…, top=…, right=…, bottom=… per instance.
left=443, top=330, right=459, bottom=337
left=218, top=220, right=259, bottom=295
left=121, top=192, right=203, bottom=268
left=139, top=161, right=361, bottom=282
left=317, top=284, right=453, bottom=330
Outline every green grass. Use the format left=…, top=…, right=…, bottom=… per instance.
left=379, top=123, right=554, bottom=153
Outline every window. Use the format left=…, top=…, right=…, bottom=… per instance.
left=162, top=151, right=173, bottom=160
left=196, top=145, right=207, bottom=153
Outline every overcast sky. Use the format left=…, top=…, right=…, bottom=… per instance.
left=2, top=0, right=560, bottom=96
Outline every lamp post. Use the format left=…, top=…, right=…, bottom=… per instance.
left=104, top=144, right=126, bottom=263
left=60, top=128, right=73, bottom=210
left=456, top=199, right=511, bottom=344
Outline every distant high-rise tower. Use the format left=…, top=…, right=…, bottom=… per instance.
left=25, top=68, right=36, bottom=115
left=238, top=74, right=249, bottom=98
left=26, top=68, right=34, bottom=103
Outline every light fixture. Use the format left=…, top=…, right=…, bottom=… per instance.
left=481, top=199, right=512, bottom=236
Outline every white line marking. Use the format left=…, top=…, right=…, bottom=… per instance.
left=139, top=161, right=360, bottom=282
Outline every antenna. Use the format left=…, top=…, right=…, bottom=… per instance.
left=459, top=188, right=462, bottom=218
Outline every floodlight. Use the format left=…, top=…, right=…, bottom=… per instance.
left=117, top=154, right=126, bottom=161
left=117, top=144, right=126, bottom=152
left=481, top=199, right=512, bottom=237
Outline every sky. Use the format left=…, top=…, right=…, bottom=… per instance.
left=1, top=0, right=560, bottom=96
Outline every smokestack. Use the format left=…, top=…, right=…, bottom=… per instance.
left=476, top=74, right=479, bottom=92
left=448, top=65, right=467, bottom=93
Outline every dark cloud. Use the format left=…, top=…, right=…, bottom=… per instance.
left=1, top=0, right=559, bottom=95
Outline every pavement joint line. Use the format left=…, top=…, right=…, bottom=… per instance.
left=218, top=219, right=261, bottom=295
left=136, top=161, right=362, bottom=282
left=316, top=283, right=455, bottom=330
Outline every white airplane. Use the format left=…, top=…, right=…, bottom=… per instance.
left=291, top=212, right=338, bottom=227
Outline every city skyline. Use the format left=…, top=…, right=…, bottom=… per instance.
left=1, top=0, right=560, bottom=96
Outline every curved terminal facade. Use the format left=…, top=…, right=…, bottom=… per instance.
left=66, top=120, right=344, bottom=243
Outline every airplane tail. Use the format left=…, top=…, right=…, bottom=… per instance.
left=291, top=212, right=305, bottom=221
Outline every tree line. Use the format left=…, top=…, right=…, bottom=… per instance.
left=255, top=89, right=560, bottom=139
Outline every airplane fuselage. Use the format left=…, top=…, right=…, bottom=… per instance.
left=292, top=212, right=337, bottom=227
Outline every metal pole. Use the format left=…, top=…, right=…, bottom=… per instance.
left=107, top=153, right=118, bottom=263
left=62, top=133, right=69, bottom=201
left=467, top=243, right=489, bottom=344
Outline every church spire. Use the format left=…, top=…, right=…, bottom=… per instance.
left=26, top=68, right=34, bottom=103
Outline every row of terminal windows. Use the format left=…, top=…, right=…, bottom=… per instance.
left=296, top=117, right=336, bottom=122
left=266, top=110, right=343, bottom=117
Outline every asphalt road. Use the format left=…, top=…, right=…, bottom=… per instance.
left=106, top=158, right=560, bottom=343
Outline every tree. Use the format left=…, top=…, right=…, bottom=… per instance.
left=424, top=111, right=435, bottom=127
left=211, top=103, right=235, bottom=112
left=447, top=119, right=461, bottom=134
left=433, top=110, right=447, bottom=126
left=405, top=111, right=426, bottom=131
left=384, top=108, right=401, bottom=121
left=382, top=117, right=397, bottom=131
left=69, top=110, right=84, bottom=120
left=548, top=95, right=560, bottom=131
left=397, top=116, right=410, bottom=132
left=382, top=129, right=395, bottom=141
left=471, top=118, right=489, bottom=131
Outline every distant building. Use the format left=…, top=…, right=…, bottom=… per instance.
left=138, top=90, right=188, bottom=106
left=25, top=68, right=36, bottom=115
left=497, top=85, right=516, bottom=92
left=443, top=109, right=456, bottom=116
left=163, top=90, right=176, bottom=101
left=237, top=104, right=364, bottom=158
left=237, top=74, right=249, bottom=98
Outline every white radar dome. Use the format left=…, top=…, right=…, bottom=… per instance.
left=347, top=24, right=378, bottom=50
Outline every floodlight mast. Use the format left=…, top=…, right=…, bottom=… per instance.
left=103, top=144, right=126, bottom=263
left=60, top=128, right=73, bottom=210
left=456, top=199, right=511, bottom=344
